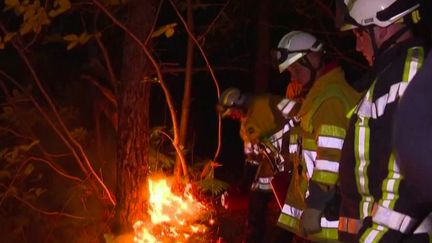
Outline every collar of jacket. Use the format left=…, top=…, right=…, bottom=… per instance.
left=373, top=37, right=425, bottom=75
left=319, top=61, right=340, bottom=77
left=297, top=64, right=359, bottom=133
left=298, top=63, right=344, bottom=116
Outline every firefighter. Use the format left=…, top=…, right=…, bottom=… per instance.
left=336, top=0, right=431, bottom=242
left=217, top=87, right=299, bottom=243
left=394, top=51, right=432, bottom=204
left=272, top=30, right=361, bottom=242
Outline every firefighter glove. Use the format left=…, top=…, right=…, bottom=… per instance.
left=300, top=208, right=322, bottom=235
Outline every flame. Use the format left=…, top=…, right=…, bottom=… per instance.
left=133, top=177, right=209, bottom=242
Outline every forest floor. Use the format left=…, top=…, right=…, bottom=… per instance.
left=216, top=193, right=285, bottom=243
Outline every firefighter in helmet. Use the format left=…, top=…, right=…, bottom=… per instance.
left=272, top=30, right=361, bottom=242
left=217, top=87, right=299, bottom=243
left=336, top=0, right=431, bottom=241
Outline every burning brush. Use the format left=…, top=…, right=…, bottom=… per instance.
left=133, top=177, right=214, bottom=242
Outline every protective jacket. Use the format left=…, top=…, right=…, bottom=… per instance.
left=338, top=38, right=431, bottom=242
left=240, top=94, right=299, bottom=192
left=277, top=62, right=360, bottom=242
left=395, top=50, right=432, bottom=203
left=240, top=94, right=299, bottom=243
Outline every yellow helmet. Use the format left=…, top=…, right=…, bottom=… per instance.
left=217, top=88, right=247, bottom=117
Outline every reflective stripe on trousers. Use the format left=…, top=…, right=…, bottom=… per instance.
left=361, top=207, right=432, bottom=243
left=339, top=217, right=363, bottom=234
left=373, top=205, right=432, bottom=234
left=277, top=209, right=339, bottom=242
left=251, top=177, right=273, bottom=191
left=280, top=204, right=339, bottom=228
left=372, top=204, right=417, bottom=233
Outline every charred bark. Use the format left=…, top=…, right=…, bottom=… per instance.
left=113, top=0, right=157, bottom=233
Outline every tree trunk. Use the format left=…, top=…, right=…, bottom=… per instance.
left=113, top=0, right=157, bottom=233
left=177, top=0, right=194, bottom=175
left=253, top=0, right=270, bottom=92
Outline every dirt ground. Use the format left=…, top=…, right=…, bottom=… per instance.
left=216, top=193, right=301, bottom=243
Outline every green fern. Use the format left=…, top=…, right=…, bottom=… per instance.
left=195, top=178, right=229, bottom=196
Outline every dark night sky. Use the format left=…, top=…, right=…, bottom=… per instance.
left=139, top=0, right=372, bottom=185
left=0, top=0, right=370, bottom=186
left=147, top=0, right=369, bottom=184
left=0, top=1, right=378, bottom=241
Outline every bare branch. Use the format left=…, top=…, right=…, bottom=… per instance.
left=160, top=66, right=249, bottom=74
left=93, top=11, right=119, bottom=94
left=0, top=75, right=11, bottom=97
left=198, top=0, right=231, bottom=42
left=28, top=157, right=83, bottom=182
left=168, top=0, right=223, bottom=161
left=0, top=154, right=82, bottom=209
left=0, top=126, right=34, bottom=140
left=13, top=196, right=85, bottom=220
left=193, top=3, right=226, bottom=8
left=0, top=24, right=116, bottom=206
left=81, top=74, right=117, bottom=106
left=0, top=157, right=31, bottom=207
left=144, top=0, right=165, bottom=46
left=0, top=184, right=86, bottom=220
left=313, top=0, right=335, bottom=22
left=42, top=152, right=73, bottom=158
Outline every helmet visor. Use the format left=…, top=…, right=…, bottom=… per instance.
left=216, top=104, right=232, bottom=118
left=271, top=48, right=289, bottom=68
left=376, top=1, right=420, bottom=24
left=335, top=0, right=363, bottom=31
left=271, top=48, right=308, bottom=72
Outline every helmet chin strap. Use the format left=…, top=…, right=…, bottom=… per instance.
left=298, top=54, right=324, bottom=90
left=367, top=26, right=379, bottom=61
left=369, top=25, right=410, bottom=62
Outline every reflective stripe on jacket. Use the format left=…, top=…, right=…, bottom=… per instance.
left=278, top=64, right=360, bottom=241
left=337, top=40, right=429, bottom=242
left=241, top=95, right=299, bottom=191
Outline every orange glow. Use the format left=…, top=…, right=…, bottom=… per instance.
left=133, top=177, right=209, bottom=242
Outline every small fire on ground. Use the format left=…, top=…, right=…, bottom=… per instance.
left=133, top=177, right=211, bottom=242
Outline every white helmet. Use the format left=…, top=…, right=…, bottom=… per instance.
left=274, top=31, right=323, bottom=73
left=340, top=0, right=420, bottom=30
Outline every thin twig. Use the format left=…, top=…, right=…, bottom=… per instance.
left=144, top=0, right=165, bottom=46
left=81, top=74, right=117, bottom=106
left=313, top=0, right=335, bottom=22
left=28, top=157, right=83, bottom=182
left=93, top=10, right=119, bottom=94
left=160, top=66, right=249, bottom=74
left=0, top=126, right=34, bottom=140
left=0, top=75, right=11, bottom=96
left=0, top=71, right=85, bottom=184
left=3, top=67, right=89, bottom=175
left=168, top=0, right=223, bottom=161
left=0, top=184, right=86, bottom=220
left=13, top=196, right=86, bottom=220
left=197, top=0, right=231, bottom=42
left=0, top=157, right=31, bottom=207
left=17, top=45, right=115, bottom=205
left=42, top=152, right=73, bottom=158
left=0, top=24, right=116, bottom=206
